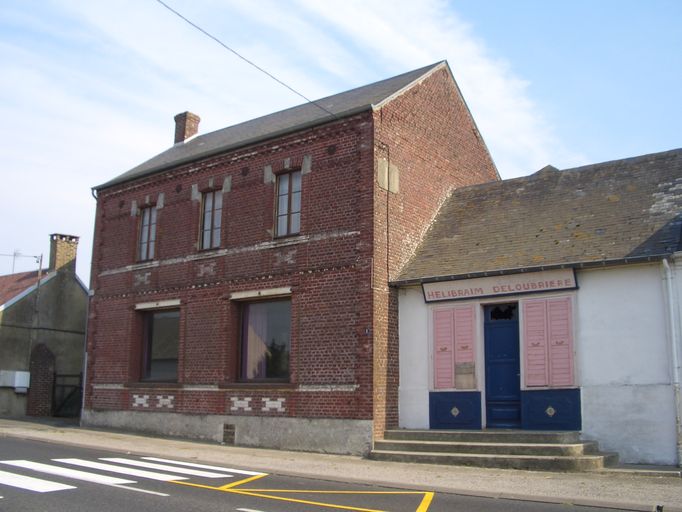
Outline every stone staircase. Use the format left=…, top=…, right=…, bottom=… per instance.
left=369, top=430, right=618, bottom=471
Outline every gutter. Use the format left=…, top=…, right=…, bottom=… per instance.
left=391, top=254, right=672, bottom=287
left=662, top=257, right=682, bottom=467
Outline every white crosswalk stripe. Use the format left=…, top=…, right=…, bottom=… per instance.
left=99, top=457, right=231, bottom=478
left=0, top=469, right=76, bottom=493
left=0, top=455, right=260, bottom=497
left=53, top=459, right=188, bottom=481
left=142, top=457, right=265, bottom=476
left=0, top=460, right=134, bottom=486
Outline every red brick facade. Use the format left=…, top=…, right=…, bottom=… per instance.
left=84, top=64, right=497, bottom=452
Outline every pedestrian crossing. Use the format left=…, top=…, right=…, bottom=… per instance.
left=0, top=455, right=264, bottom=496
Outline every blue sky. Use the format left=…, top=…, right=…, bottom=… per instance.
left=1, top=0, right=680, bottom=282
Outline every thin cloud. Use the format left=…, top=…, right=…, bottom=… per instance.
left=1, top=0, right=587, bottom=280
left=292, top=0, right=587, bottom=176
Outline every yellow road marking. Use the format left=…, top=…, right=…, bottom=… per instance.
left=218, top=473, right=268, bottom=489
left=228, top=488, right=386, bottom=512
left=171, top=473, right=434, bottom=512
left=244, top=489, right=428, bottom=495
left=416, top=492, right=434, bottom=512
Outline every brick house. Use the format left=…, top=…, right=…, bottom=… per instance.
left=0, top=234, right=87, bottom=417
left=82, top=61, right=498, bottom=453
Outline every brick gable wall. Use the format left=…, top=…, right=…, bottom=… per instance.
left=370, top=66, right=498, bottom=437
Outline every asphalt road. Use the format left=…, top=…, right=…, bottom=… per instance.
left=0, top=437, right=629, bottom=512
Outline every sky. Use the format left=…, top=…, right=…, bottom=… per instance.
left=1, top=0, right=680, bottom=283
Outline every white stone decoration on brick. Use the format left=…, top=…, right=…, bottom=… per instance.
left=156, top=395, right=175, bottom=409
left=132, top=394, right=150, bottom=408
left=197, top=261, right=216, bottom=277
left=134, top=272, right=151, bottom=286
left=230, top=397, right=252, bottom=412
left=261, top=397, right=286, bottom=412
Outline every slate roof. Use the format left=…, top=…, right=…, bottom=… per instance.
left=396, top=148, right=682, bottom=284
left=0, top=271, right=41, bottom=308
left=97, top=61, right=446, bottom=190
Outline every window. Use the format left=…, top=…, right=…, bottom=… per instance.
left=522, top=296, right=574, bottom=388
left=138, top=206, right=157, bottom=261
left=201, top=190, right=222, bottom=249
left=433, top=304, right=476, bottom=390
left=241, top=300, right=291, bottom=380
left=142, top=309, right=179, bottom=381
left=276, top=170, right=301, bottom=237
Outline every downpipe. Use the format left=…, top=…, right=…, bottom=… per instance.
left=662, top=257, right=682, bottom=467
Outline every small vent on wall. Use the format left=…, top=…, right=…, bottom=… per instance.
left=222, top=423, right=235, bottom=445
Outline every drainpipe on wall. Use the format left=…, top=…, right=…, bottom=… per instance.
left=662, top=257, right=682, bottom=467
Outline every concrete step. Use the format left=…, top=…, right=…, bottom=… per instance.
left=374, top=439, right=600, bottom=457
left=383, top=429, right=581, bottom=444
left=368, top=449, right=619, bottom=472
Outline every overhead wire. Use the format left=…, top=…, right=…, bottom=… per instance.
left=153, top=0, right=338, bottom=119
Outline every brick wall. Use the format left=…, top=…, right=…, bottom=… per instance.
left=85, top=64, right=498, bottom=444
left=85, top=113, right=377, bottom=421
left=370, top=65, right=498, bottom=437
left=26, top=344, right=55, bottom=416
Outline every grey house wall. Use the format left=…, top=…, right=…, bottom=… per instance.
left=0, top=272, right=87, bottom=415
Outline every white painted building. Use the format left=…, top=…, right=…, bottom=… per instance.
left=394, top=149, right=682, bottom=465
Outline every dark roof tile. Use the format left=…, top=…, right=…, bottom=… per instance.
left=0, top=270, right=40, bottom=307
left=97, top=62, right=445, bottom=190
left=397, top=148, right=682, bottom=282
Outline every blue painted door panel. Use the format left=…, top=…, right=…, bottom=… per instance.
left=484, top=304, right=521, bottom=428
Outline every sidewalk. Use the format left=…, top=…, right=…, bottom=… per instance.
left=1, top=417, right=680, bottom=511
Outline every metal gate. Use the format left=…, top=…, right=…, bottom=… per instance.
left=53, top=373, right=82, bottom=417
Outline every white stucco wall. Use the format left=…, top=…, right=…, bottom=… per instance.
left=398, top=286, right=430, bottom=428
left=576, top=264, right=677, bottom=464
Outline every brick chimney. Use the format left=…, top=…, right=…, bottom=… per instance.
left=174, top=111, right=200, bottom=144
left=49, top=234, right=79, bottom=274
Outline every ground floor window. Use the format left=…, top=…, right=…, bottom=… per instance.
left=241, top=299, right=291, bottom=381
left=142, top=309, right=179, bottom=381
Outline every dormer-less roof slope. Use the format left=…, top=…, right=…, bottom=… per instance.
left=0, top=271, right=38, bottom=306
left=0, top=271, right=45, bottom=310
left=97, top=62, right=447, bottom=190
left=396, top=148, right=682, bottom=284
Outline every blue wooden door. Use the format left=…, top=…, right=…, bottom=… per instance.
left=484, top=304, right=521, bottom=428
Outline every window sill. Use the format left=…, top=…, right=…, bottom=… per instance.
left=220, top=382, right=294, bottom=390
left=127, top=381, right=180, bottom=389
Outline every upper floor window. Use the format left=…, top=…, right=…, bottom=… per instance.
left=276, top=170, right=301, bottom=237
left=201, top=190, right=222, bottom=250
left=138, top=206, right=157, bottom=261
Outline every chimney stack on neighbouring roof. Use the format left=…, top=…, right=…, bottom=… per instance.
left=49, top=234, right=79, bottom=274
left=174, top=111, right=200, bottom=144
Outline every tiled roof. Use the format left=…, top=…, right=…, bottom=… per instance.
left=0, top=271, right=41, bottom=308
left=396, top=148, right=682, bottom=283
left=97, top=62, right=446, bottom=190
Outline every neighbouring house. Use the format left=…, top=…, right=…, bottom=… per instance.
left=393, top=149, right=682, bottom=465
left=0, top=234, right=87, bottom=417
left=82, top=61, right=499, bottom=454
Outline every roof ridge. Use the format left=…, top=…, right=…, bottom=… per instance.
left=561, top=147, right=682, bottom=174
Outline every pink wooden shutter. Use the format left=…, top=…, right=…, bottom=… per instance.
left=523, top=300, right=549, bottom=387
left=453, top=305, right=475, bottom=365
left=547, top=297, right=575, bottom=387
left=433, top=309, right=454, bottom=389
